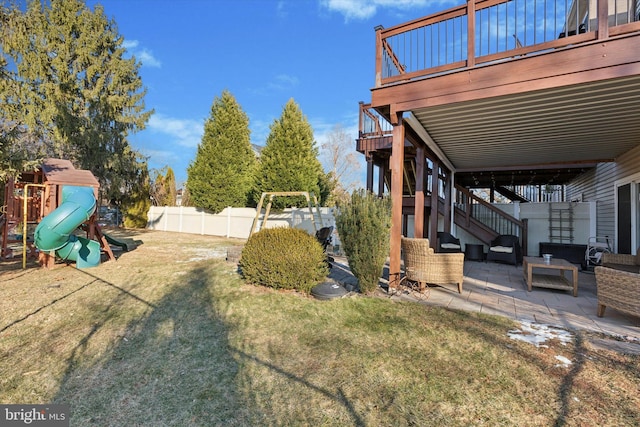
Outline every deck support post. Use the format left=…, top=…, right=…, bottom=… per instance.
left=366, top=155, right=374, bottom=192
left=389, top=112, right=405, bottom=289
left=430, top=159, right=440, bottom=250
left=444, top=171, right=453, bottom=234
left=378, top=161, right=386, bottom=197
left=414, top=147, right=425, bottom=238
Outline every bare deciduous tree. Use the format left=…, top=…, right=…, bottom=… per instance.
left=321, top=124, right=362, bottom=205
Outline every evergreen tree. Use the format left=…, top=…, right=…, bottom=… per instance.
left=116, top=148, right=150, bottom=227
left=163, top=167, right=177, bottom=206
left=0, top=4, right=41, bottom=179
left=0, top=0, right=152, bottom=204
left=187, top=90, right=254, bottom=213
left=254, top=98, right=326, bottom=209
left=335, top=190, right=392, bottom=294
left=121, top=156, right=151, bottom=228
left=151, top=166, right=177, bottom=206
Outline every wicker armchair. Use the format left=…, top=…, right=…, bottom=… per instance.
left=594, top=265, right=640, bottom=318
left=601, top=252, right=640, bottom=273
left=486, top=235, right=522, bottom=267
left=401, top=237, right=465, bottom=293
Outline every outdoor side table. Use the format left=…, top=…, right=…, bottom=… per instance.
left=522, top=256, right=579, bottom=297
left=465, top=244, right=484, bottom=261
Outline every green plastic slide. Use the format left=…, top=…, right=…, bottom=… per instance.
left=103, top=233, right=131, bottom=252
left=34, top=185, right=101, bottom=268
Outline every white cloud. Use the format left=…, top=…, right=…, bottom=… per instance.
left=122, top=40, right=139, bottom=49
left=268, top=74, right=300, bottom=91
left=147, top=114, right=203, bottom=148
left=122, top=39, right=161, bottom=68
left=249, top=74, right=300, bottom=98
left=276, top=1, right=288, bottom=18
left=321, top=0, right=376, bottom=20
left=320, top=0, right=461, bottom=21
left=138, top=147, right=176, bottom=165
left=138, top=49, right=162, bottom=68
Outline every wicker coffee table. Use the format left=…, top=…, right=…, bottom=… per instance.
left=523, top=256, right=579, bottom=297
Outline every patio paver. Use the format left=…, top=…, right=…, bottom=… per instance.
left=329, top=257, right=640, bottom=343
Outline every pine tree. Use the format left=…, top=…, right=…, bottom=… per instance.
left=0, top=0, right=152, bottom=204
left=187, top=90, right=255, bottom=213
left=121, top=158, right=151, bottom=228
left=254, top=99, right=326, bottom=209
left=151, top=166, right=178, bottom=206
left=335, top=190, right=392, bottom=294
left=117, top=148, right=150, bottom=227
left=163, top=167, right=177, bottom=206
left=0, top=4, right=42, bottom=179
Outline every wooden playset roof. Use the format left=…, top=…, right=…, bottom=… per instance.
left=40, top=158, right=100, bottom=188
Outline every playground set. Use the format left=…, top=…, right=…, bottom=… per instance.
left=0, top=158, right=123, bottom=269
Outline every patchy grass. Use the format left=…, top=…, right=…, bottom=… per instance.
left=0, top=229, right=638, bottom=426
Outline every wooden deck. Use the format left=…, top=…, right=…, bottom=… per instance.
left=358, top=0, right=640, bottom=287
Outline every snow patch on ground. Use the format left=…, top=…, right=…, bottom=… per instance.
left=177, top=248, right=228, bottom=262
left=508, top=321, right=575, bottom=368
left=554, top=355, right=573, bottom=368
left=508, top=321, right=573, bottom=348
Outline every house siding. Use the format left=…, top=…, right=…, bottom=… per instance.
left=567, top=144, right=640, bottom=246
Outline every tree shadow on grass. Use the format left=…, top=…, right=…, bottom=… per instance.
left=53, top=265, right=254, bottom=426
left=228, top=347, right=365, bottom=427
left=50, top=261, right=370, bottom=426
left=440, top=309, right=639, bottom=426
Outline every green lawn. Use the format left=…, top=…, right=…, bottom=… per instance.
left=1, top=229, right=638, bottom=426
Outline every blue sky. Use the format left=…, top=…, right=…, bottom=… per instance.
left=88, top=0, right=462, bottom=186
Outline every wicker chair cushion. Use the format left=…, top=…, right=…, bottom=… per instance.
left=489, top=245, right=513, bottom=253
left=441, top=243, right=461, bottom=250
left=603, top=263, right=640, bottom=274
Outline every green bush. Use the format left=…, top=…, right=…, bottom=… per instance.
left=239, top=227, right=328, bottom=293
left=335, top=190, right=392, bottom=294
left=122, top=198, right=150, bottom=228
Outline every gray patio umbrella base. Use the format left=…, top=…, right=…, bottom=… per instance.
left=311, top=281, right=348, bottom=300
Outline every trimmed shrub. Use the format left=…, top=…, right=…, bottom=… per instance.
left=239, top=227, right=328, bottom=293
left=122, top=198, right=150, bottom=228
left=335, top=190, right=392, bottom=294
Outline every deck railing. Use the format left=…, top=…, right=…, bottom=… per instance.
left=356, top=102, right=394, bottom=154
left=358, top=102, right=393, bottom=139
left=376, top=0, right=640, bottom=86
left=455, top=184, right=528, bottom=244
left=505, top=184, right=566, bottom=202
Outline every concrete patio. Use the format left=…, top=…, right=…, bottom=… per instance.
left=329, top=256, right=640, bottom=344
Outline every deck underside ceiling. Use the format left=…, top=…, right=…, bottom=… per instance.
left=410, top=75, right=640, bottom=173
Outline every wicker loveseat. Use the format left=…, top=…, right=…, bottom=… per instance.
left=401, top=237, right=465, bottom=294
left=594, top=251, right=640, bottom=318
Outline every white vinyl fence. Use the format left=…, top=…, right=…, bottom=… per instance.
left=146, top=205, right=339, bottom=245
left=149, top=202, right=594, bottom=258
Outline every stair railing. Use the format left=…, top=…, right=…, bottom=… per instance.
left=455, top=184, right=528, bottom=253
